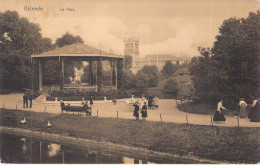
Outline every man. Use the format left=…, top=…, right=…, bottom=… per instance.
left=23, top=93, right=27, bottom=108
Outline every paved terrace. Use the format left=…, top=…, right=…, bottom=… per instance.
left=0, top=94, right=260, bottom=128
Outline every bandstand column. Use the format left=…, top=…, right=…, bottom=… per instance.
left=110, top=60, right=113, bottom=86
left=115, top=61, right=117, bottom=89
left=38, top=60, right=42, bottom=92
left=60, top=57, right=64, bottom=90
left=89, top=61, right=93, bottom=86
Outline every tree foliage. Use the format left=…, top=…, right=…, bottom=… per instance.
left=190, top=11, right=260, bottom=106
left=134, top=65, right=159, bottom=91
left=124, top=55, right=132, bottom=69
left=0, top=11, right=54, bottom=90
left=55, top=32, right=84, bottom=47
left=164, top=78, right=178, bottom=93
left=161, top=61, right=179, bottom=78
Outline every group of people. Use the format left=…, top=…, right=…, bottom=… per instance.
left=213, top=98, right=260, bottom=123
left=60, top=98, right=92, bottom=115
left=132, top=95, right=159, bottom=120
left=23, top=92, right=33, bottom=108
left=133, top=102, right=148, bottom=120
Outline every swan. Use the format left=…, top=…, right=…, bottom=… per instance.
left=20, top=118, right=26, bottom=124
left=47, top=121, right=52, bottom=127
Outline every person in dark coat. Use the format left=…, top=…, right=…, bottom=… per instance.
left=90, top=96, right=94, bottom=105
left=147, top=95, right=153, bottom=109
left=23, top=93, right=28, bottom=108
left=141, top=102, right=148, bottom=120
left=213, top=100, right=227, bottom=122
left=133, top=102, right=140, bottom=120
left=23, top=94, right=27, bottom=108
left=250, top=99, right=260, bottom=122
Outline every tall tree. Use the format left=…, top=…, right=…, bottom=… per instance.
left=161, top=61, right=179, bottom=78
left=0, top=11, right=54, bottom=90
left=124, top=55, right=132, bottom=69
left=190, top=10, right=260, bottom=106
left=55, top=32, right=84, bottom=47
left=141, top=65, right=159, bottom=87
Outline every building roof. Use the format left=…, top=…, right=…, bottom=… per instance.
left=31, top=43, right=124, bottom=60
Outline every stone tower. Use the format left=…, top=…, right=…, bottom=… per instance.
left=124, top=37, right=139, bottom=59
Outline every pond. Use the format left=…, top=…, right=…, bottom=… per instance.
left=0, top=132, right=190, bottom=164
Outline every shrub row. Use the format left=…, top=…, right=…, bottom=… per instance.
left=47, top=89, right=132, bottom=101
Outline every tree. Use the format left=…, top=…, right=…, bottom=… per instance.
left=161, top=61, right=179, bottom=78
left=190, top=11, right=260, bottom=106
left=211, top=11, right=260, bottom=104
left=124, top=55, right=132, bottom=69
left=141, top=65, right=159, bottom=87
left=55, top=32, right=84, bottom=47
left=122, top=69, right=136, bottom=89
left=117, top=59, right=124, bottom=89
left=135, top=70, right=150, bottom=91
left=164, top=78, right=178, bottom=94
left=189, top=48, right=215, bottom=102
left=0, top=11, right=54, bottom=90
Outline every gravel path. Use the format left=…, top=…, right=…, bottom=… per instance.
left=1, top=93, right=259, bottom=127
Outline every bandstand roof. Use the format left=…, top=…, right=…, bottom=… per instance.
left=31, top=43, right=124, bottom=61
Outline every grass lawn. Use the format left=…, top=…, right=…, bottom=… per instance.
left=0, top=108, right=259, bottom=163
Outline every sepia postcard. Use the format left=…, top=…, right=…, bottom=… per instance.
left=0, top=0, right=259, bottom=164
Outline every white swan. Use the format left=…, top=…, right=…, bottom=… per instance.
left=20, top=118, right=26, bottom=124
left=47, top=121, right=52, bottom=127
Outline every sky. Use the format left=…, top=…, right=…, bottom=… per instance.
left=0, top=0, right=259, bottom=57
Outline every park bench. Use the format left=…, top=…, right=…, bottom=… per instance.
left=60, top=103, right=92, bottom=115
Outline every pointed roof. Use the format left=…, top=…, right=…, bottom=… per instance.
left=31, top=43, right=123, bottom=59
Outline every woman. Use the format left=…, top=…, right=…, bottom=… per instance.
left=141, top=102, right=148, bottom=120
left=213, top=100, right=227, bottom=122
left=239, top=98, right=247, bottom=118
left=250, top=98, right=260, bottom=122
left=153, top=96, right=159, bottom=109
left=147, top=94, right=153, bottom=109
left=89, top=96, right=93, bottom=105
left=133, top=102, right=140, bottom=120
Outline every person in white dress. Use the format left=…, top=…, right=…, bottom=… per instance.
left=213, top=100, right=227, bottom=122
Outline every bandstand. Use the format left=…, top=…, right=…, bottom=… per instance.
left=31, top=43, right=124, bottom=92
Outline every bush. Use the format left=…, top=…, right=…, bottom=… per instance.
left=47, top=89, right=132, bottom=101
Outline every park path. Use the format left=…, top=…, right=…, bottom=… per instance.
left=0, top=93, right=260, bottom=128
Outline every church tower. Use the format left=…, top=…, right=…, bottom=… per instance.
left=124, top=37, right=139, bottom=59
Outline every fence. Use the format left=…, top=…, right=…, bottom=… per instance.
left=0, top=102, right=252, bottom=128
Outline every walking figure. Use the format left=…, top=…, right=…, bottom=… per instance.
left=141, top=102, right=148, bottom=120
left=250, top=98, right=260, bottom=122
left=239, top=98, right=247, bottom=118
left=213, top=100, right=227, bottom=122
left=23, top=93, right=28, bottom=108
left=147, top=94, right=153, bottom=109
left=133, top=102, right=140, bottom=120
left=90, top=96, right=94, bottom=105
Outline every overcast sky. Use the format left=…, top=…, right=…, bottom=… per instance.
left=0, top=0, right=259, bottom=57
